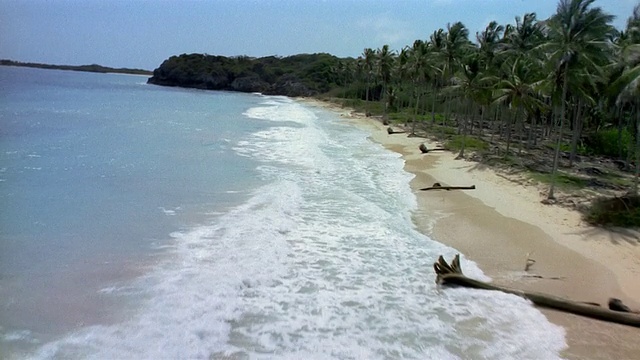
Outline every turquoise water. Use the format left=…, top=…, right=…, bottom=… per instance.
left=0, top=66, right=566, bottom=359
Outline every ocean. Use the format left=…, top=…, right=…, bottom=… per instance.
left=0, top=66, right=566, bottom=359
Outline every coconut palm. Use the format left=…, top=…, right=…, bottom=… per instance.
left=477, top=21, right=505, bottom=72
left=610, top=5, right=640, bottom=106
left=610, top=4, right=640, bottom=192
left=475, top=21, right=506, bottom=136
left=441, top=22, right=473, bottom=124
left=449, top=51, right=490, bottom=158
left=500, top=13, right=544, bottom=59
left=429, top=29, right=447, bottom=123
left=362, top=48, right=376, bottom=115
left=542, top=0, right=616, bottom=199
left=376, top=44, right=396, bottom=117
left=407, top=39, right=430, bottom=135
left=493, top=57, right=547, bottom=155
left=394, top=46, right=411, bottom=111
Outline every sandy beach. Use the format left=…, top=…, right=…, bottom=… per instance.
left=306, top=99, right=640, bottom=360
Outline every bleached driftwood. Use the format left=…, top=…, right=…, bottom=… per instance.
left=419, top=143, right=446, bottom=154
left=434, top=254, right=640, bottom=328
left=387, top=127, right=406, bottom=134
left=420, top=183, right=476, bottom=191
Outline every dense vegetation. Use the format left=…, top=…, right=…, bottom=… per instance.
left=148, top=53, right=344, bottom=96
left=323, top=0, right=640, bottom=227
left=150, top=0, right=640, bottom=227
left=0, top=59, right=152, bottom=75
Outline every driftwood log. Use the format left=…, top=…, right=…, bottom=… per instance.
left=419, top=143, right=446, bottom=154
left=420, top=182, right=476, bottom=191
left=434, top=254, right=640, bottom=328
left=387, top=127, right=406, bottom=135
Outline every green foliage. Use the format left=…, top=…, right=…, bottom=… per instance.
left=445, top=135, right=490, bottom=151
left=530, top=172, right=588, bottom=189
left=433, top=125, right=458, bottom=136
left=339, top=98, right=364, bottom=109
left=584, top=128, right=633, bottom=157
left=363, top=101, right=385, bottom=116
left=388, top=109, right=420, bottom=124
left=585, top=195, right=640, bottom=227
left=431, top=113, right=447, bottom=124
left=149, top=53, right=345, bottom=96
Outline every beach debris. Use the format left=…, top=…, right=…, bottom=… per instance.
left=522, top=274, right=565, bottom=280
left=419, top=143, right=446, bottom=154
left=524, top=252, right=536, bottom=272
left=387, top=127, right=406, bottom=135
left=608, top=298, right=639, bottom=313
left=433, top=254, right=640, bottom=328
left=520, top=258, right=565, bottom=280
left=420, top=183, right=476, bottom=191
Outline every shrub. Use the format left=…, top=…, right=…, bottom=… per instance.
left=445, top=135, right=489, bottom=151
left=584, top=128, right=633, bottom=157
left=584, top=195, right=640, bottom=227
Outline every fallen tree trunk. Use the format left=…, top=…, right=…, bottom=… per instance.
left=420, top=183, right=476, bottom=191
left=387, top=127, right=406, bottom=134
left=434, top=255, right=640, bottom=328
left=419, top=144, right=446, bottom=154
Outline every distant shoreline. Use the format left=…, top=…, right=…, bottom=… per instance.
left=0, top=59, right=153, bottom=76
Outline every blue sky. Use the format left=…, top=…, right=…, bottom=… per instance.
left=1, top=0, right=637, bottom=70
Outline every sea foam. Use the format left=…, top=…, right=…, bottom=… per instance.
left=27, top=96, right=565, bottom=360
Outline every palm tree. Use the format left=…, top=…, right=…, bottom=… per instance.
left=395, top=46, right=411, bottom=111
left=543, top=0, right=616, bottom=199
left=500, top=13, right=543, bottom=60
left=441, top=22, right=473, bottom=123
left=449, top=51, right=489, bottom=158
left=376, top=44, right=396, bottom=118
left=610, top=4, right=640, bottom=193
left=429, top=29, right=446, bottom=124
left=493, top=57, right=547, bottom=155
left=610, top=5, right=640, bottom=109
left=362, top=48, right=376, bottom=116
left=477, top=21, right=505, bottom=72
left=476, top=21, right=505, bottom=136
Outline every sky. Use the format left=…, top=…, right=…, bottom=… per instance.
left=0, top=0, right=637, bottom=71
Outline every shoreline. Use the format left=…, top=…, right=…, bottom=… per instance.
left=304, top=99, right=640, bottom=359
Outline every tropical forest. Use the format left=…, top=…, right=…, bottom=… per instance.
left=149, top=0, right=640, bottom=227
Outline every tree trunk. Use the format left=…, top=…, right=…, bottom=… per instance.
left=527, top=113, right=536, bottom=149
left=457, top=100, right=472, bottom=159
left=490, top=106, right=499, bottom=144
left=570, top=100, right=585, bottom=167
left=505, top=108, right=515, bottom=156
left=365, top=72, right=371, bottom=116
left=433, top=255, right=640, bottom=328
left=617, top=106, right=624, bottom=159
left=420, top=184, right=476, bottom=191
left=515, top=107, right=524, bottom=155
left=549, top=62, right=570, bottom=200
left=411, top=89, right=421, bottom=136
left=635, top=104, right=640, bottom=195
left=431, top=83, right=438, bottom=124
